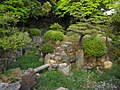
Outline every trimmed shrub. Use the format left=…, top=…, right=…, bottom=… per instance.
left=29, top=28, right=41, bottom=36
left=44, top=30, right=64, bottom=42
left=41, top=43, right=54, bottom=55
left=83, top=37, right=106, bottom=57
left=50, top=23, right=65, bottom=33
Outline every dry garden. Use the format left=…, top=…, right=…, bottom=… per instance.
left=0, top=0, right=120, bottom=90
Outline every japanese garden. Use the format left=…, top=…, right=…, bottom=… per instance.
left=0, top=0, right=120, bottom=90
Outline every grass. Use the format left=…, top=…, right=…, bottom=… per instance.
left=7, top=48, right=43, bottom=70
left=36, top=65, right=120, bottom=90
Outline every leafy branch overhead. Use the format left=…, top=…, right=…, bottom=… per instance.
left=55, top=0, right=116, bottom=18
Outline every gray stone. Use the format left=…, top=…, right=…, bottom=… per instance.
left=55, top=47, right=63, bottom=53
left=58, top=64, right=71, bottom=76
left=55, top=87, right=69, bottom=90
left=58, top=63, right=67, bottom=68
left=65, top=42, right=72, bottom=46
left=75, top=49, right=84, bottom=69
left=44, top=53, right=51, bottom=64
left=67, top=46, right=73, bottom=53
left=61, top=45, right=68, bottom=48
left=55, top=52, right=61, bottom=56
left=50, top=54, right=55, bottom=59
left=61, top=51, right=67, bottom=56
left=54, top=56, right=61, bottom=61
left=61, top=51, right=69, bottom=62
left=0, top=81, right=21, bottom=90
left=61, top=56, right=69, bottom=62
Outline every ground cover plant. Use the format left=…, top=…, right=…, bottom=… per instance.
left=36, top=64, right=120, bottom=90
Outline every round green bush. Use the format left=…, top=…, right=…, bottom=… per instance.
left=83, top=37, right=106, bottom=57
left=50, top=23, right=65, bottom=33
left=44, top=30, right=64, bottom=42
left=41, top=43, right=54, bottom=55
left=29, top=28, right=41, bottom=36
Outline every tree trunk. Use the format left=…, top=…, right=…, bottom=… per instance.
left=79, top=34, right=85, bottom=47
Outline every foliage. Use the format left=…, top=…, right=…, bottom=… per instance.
left=0, top=0, right=30, bottom=24
left=28, top=28, right=41, bottom=36
left=83, top=37, right=106, bottom=57
left=50, top=23, right=65, bottom=33
left=55, top=0, right=116, bottom=18
left=36, top=67, right=120, bottom=90
left=7, top=48, right=43, bottom=70
left=64, top=32, right=79, bottom=42
left=0, top=32, right=31, bottom=50
left=109, top=35, right=120, bottom=61
left=24, top=0, right=52, bottom=18
left=41, top=43, right=54, bottom=55
left=44, top=30, right=64, bottom=42
left=111, top=4, right=120, bottom=34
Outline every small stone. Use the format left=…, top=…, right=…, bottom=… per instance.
left=54, top=56, right=60, bottom=61
left=61, top=45, right=68, bottom=48
left=58, top=63, right=67, bottom=68
left=44, top=53, right=51, bottom=64
left=65, top=42, right=72, bottom=46
left=50, top=54, right=55, bottom=59
left=52, top=64, right=58, bottom=68
left=104, top=60, right=112, bottom=69
left=61, top=51, right=67, bottom=56
left=55, top=47, right=63, bottom=53
left=55, top=52, right=61, bottom=56
left=48, top=60, right=56, bottom=64
left=55, top=87, right=69, bottom=90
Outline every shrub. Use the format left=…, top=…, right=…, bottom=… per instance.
left=0, top=32, right=31, bottom=50
left=41, top=43, right=54, bottom=55
left=50, top=23, right=65, bottom=33
left=29, top=28, right=41, bottom=36
left=83, top=37, right=106, bottom=58
left=7, top=48, right=43, bottom=70
left=44, top=30, right=64, bottom=42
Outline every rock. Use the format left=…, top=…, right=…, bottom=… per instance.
left=44, top=53, right=51, bottom=64
left=104, top=60, right=112, bottom=69
left=55, top=87, right=69, bottom=90
left=75, top=49, right=84, bottom=69
left=65, top=42, right=72, bottom=46
left=0, top=81, right=21, bottom=90
left=54, top=56, right=61, bottom=61
left=61, top=51, right=69, bottom=62
left=101, top=36, right=112, bottom=43
left=61, top=56, right=69, bottom=62
left=55, top=40, right=61, bottom=45
left=50, top=54, right=55, bottom=59
left=55, top=47, right=63, bottom=53
left=67, top=46, right=73, bottom=53
left=101, top=56, right=106, bottom=63
left=51, top=64, right=58, bottom=68
left=58, top=63, right=67, bottom=68
left=61, top=45, right=68, bottom=48
left=48, top=60, right=56, bottom=64
left=58, top=64, right=71, bottom=76
left=55, top=52, right=61, bottom=56
left=61, top=51, right=67, bottom=56
left=19, top=71, right=37, bottom=90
